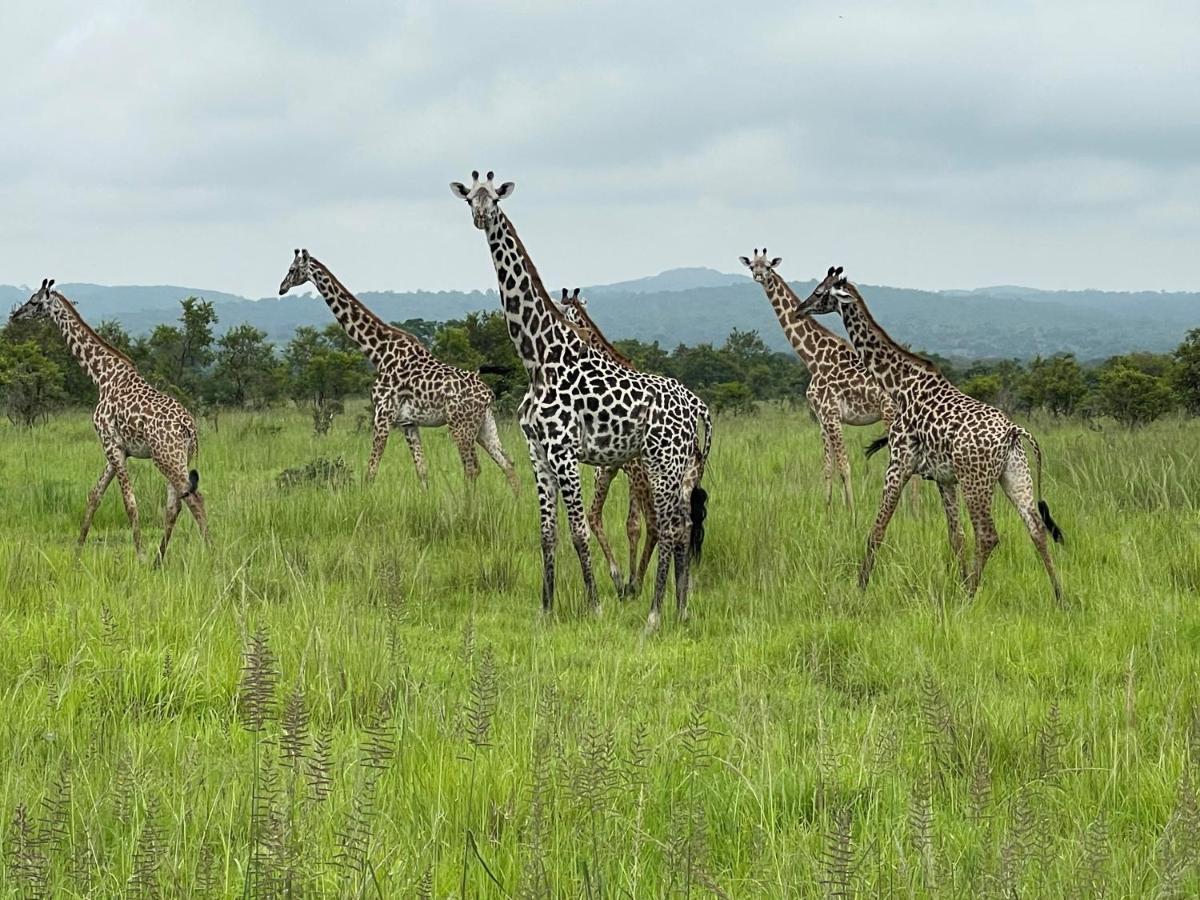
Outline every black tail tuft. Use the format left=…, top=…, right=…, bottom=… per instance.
left=477, top=363, right=513, bottom=375
left=689, top=485, right=708, bottom=562
left=1038, top=499, right=1064, bottom=545
left=181, top=469, right=200, bottom=499
left=864, top=435, right=889, bottom=459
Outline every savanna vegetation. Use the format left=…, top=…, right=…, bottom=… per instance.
left=2, top=298, right=1200, bottom=896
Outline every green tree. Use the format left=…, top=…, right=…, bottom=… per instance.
left=0, top=340, right=67, bottom=426
left=1173, top=328, right=1200, bottom=414
left=1020, top=354, right=1088, bottom=417
left=212, top=324, right=279, bottom=406
left=962, top=373, right=1002, bottom=405
left=708, top=381, right=756, bottom=416
left=283, top=326, right=371, bottom=407
left=144, top=297, right=217, bottom=399
left=432, top=325, right=484, bottom=371
left=1092, top=363, right=1175, bottom=428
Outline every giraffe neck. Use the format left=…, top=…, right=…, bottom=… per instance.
left=46, top=293, right=135, bottom=388
left=307, top=260, right=399, bottom=366
left=483, top=211, right=577, bottom=373
left=572, top=308, right=636, bottom=371
left=836, top=283, right=937, bottom=386
left=762, top=271, right=843, bottom=366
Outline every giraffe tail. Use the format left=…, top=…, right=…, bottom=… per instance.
left=864, top=435, right=889, bottom=458
left=1014, top=427, right=1064, bottom=545
left=689, top=484, right=708, bottom=561
left=181, top=469, right=200, bottom=499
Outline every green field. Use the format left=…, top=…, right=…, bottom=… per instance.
left=2, top=406, right=1199, bottom=897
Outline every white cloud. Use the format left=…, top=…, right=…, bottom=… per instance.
left=1, top=0, right=1199, bottom=295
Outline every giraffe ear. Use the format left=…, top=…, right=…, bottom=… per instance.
left=495, top=181, right=516, bottom=199
left=769, top=258, right=782, bottom=268
left=450, top=182, right=471, bottom=199
left=738, top=256, right=752, bottom=267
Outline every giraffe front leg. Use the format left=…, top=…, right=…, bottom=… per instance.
left=588, top=465, right=625, bottom=597
left=366, top=403, right=395, bottom=483
left=825, top=417, right=853, bottom=511
left=860, top=451, right=915, bottom=590
left=400, top=424, right=428, bottom=489
left=624, top=463, right=653, bottom=599
left=78, top=462, right=116, bottom=552
left=528, top=447, right=559, bottom=615
left=551, top=454, right=600, bottom=616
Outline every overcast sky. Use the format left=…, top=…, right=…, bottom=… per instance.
left=2, top=1, right=1198, bottom=297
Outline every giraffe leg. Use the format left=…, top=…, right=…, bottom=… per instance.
left=827, top=419, right=853, bottom=510
left=819, top=423, right=836, bottom=507
left=936, top=481, right=967, bottom=583
left=860, top=450, right=915, bottom=590
left=549, top=454, right=600, bottom=615
left=587, top=465, right=625, bottom=596
left=77, top=462, right=116, bottom=551
left=527, top=441, right=559, bottom=615
left=182, top=491, right=210, bottom=547
left=962, top=477, right=1000, bottom=599
left=450, top=417, right=482, bottom=485
left=112, top=456, right=143, bottom=561
left=1000, top=448, right=1063, bottom=604
left=477, top=408, right=520, bottom=494
left=400, top=424, right=429, bottom=489
left=624, top=464, right=653, bottom=598
left=156, top=483, right=182, bottom=567
left=366, top=401, right=395, bottom=483
left=644, top=469, right=690, bottom=631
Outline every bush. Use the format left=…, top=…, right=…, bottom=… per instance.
left=1092, top=364, right=1175, bottom=428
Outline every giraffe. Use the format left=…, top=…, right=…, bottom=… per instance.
left=278, top=250, right=520, bottom=492
left=450, top=171, right=711, bottom=629
left=9, top=279, right=210, bottom=563
left=557, top=287, right=714, bottom=599
left=740, top=249, right=897, bottom=509
left=796, top=266, right=1065, bottom=602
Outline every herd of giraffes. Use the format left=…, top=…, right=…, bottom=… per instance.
left=8, top=170, right=1065, bottom=629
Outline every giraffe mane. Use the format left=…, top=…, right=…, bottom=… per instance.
left=53, top=293, right=137, bottom=368
left=498, top=211, right=577, bottom=333
left=838, top=281, right=941, bottom=373
left=310, top=258, right=413, bottom=342
left=768, top=271, right=853, bottom=346
left=568, top=300, right=636, bottom=370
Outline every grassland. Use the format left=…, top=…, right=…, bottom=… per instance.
left=1, top=405, right=1199, bottom=897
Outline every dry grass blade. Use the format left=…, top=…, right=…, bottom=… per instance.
left=280, top=684, right=311, bottom=764
left=820, top=805, right=854, bottom=900
left=6, top=803, right=50, bottom=899
left=128, top=797, right=164, bottom=899
left=467, top=645, right=498, bottom=750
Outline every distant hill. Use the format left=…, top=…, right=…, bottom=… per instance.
left=2, top=270, right=1196, bottom=362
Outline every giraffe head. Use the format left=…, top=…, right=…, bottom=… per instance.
left=9, top=278, right=57, bottom=323
left=738, top=249, right=783, bottom=284
left=796, top=266, right=848, bottom=316
left=450, top=170, right=515, bottom=229
left=560, top=287, right=587, bottom=326
left=278, top=249, right=316, bottom=295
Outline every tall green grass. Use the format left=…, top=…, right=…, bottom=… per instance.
left=1, top=406, right=1198, bottom=896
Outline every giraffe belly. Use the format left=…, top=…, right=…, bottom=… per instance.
left=123, top=442, right=153, bottom=459
left=913, top=448, right=955, bottom=483
left=394, top=404, right=446, bottom=428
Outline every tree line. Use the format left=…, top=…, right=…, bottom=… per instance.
left=2, top=296, right=1199, bottom=430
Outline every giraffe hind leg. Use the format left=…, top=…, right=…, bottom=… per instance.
left=400, top=424, right=429, bottom=489
left=450, top=417, right=482, bottom=485
left=861, top=451, right=915, bottom=590
left=587, top=466, right=625, bottom=596
left=477, top=408, right=520, bottom=494
left=624, top=462, right=655, bottom=598
left=1000, top=449, right=1063, bottom=604
left=112, top=457, right=143, bottom=561
left=962, top=477, right=1000, bottom=599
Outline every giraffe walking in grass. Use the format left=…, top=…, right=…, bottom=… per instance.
left=558, top=287, right=713, bottom=598
left=9, top=279, right=210, bottom=563
left=279, top=250, right=519, bottom=492
left=741, top=249, right=899, bottom=510
left=451, top=171, right=710, bottom=629
left=797, top=266, right=1065, bottom=602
